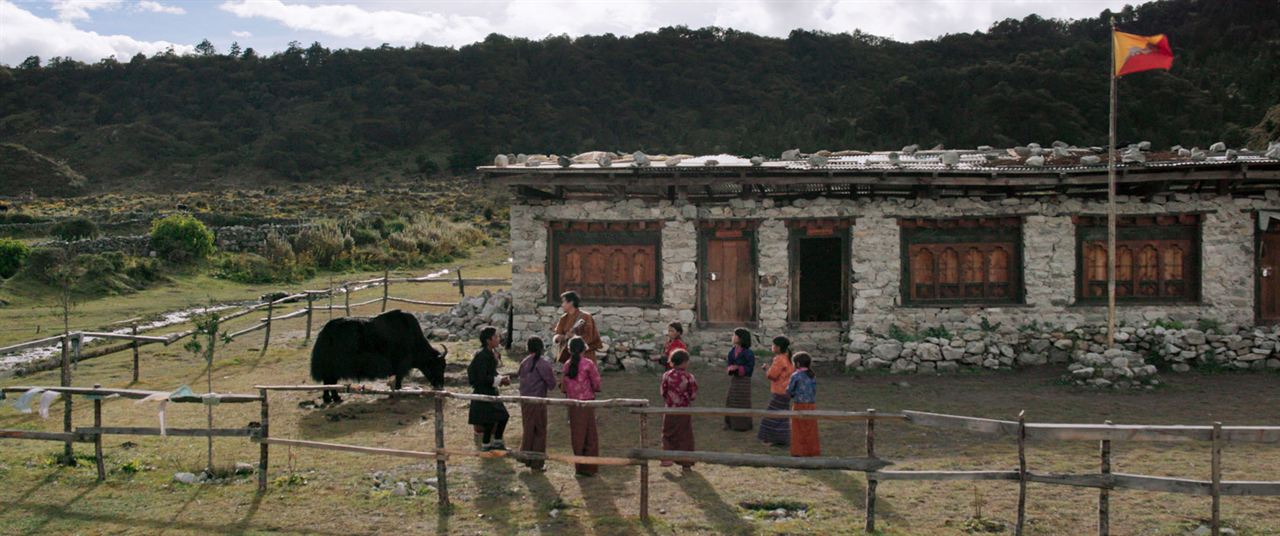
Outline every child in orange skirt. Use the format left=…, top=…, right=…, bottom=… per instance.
left=786, top=352, right=820, bottom=457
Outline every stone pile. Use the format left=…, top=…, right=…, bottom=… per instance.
left=417, top=289, right=510, bottom=342
left=1066, top=347, right=1157, bottom=389
left=599, top=336, right=667, bottom=372
left=1120, top=324, right=1280, bottom=372
left=846, top=329, right=1050, bottom=374
left=843, top=320, right=1280, bottom=387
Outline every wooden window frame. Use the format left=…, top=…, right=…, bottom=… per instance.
left=1074, top=214, right=1201, bottom=305
left=898, top=218, right=1025, bottom=306
left=786, top=219, right=853, bottom=324
left=546, top=220, right=664, bottom=307
left=697, top=220, right=760, bottom=326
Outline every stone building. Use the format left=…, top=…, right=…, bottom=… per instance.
left=482, top=148, right=1280, bottom=376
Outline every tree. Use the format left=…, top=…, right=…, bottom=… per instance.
left=195, top=39, right=217, bottom=57
left=228, top=41, right=242, bottom=58
left=18, top=56, right=40, bottom=70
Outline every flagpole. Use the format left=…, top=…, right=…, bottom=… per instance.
left=1106, top=17, right=1118, bottom=348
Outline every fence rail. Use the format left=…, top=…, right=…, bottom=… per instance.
left=1, top=266, right=512, bottom=383
left=2, top=382, right=1277, bottom=535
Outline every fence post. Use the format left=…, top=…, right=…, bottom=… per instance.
left=327, top=277, right=334, bottom=321
left=131, top=323, right=140, bottom=383
left=1099, top=420, right=1111, bottom=536
left=304, top=293, right=314, bottom=342
left=60, top=333, right=74, bottom=463
left=205, top=324, right=218, bottom=474
left=1211, top=421, right=1222, bottom=536
left=434, top=395, right=450, bottom=510
left=506, top=300, right=515, bottom=351
left=343, top=283, right=351, bottom=316
left=865, top=408, right=878, bottom=534
left=381, top=270, right=390, bottom=312
left=1016, top=410, right=1027, bottom=536
left=92, top=383, right=105, bottom=481
left=261, top=298, right=274, bottom=353
left=455, top=267, right=465, bottom=297
left=639, top=412, right=650, bottom=522
left=258, top=388, right=269, bottom=493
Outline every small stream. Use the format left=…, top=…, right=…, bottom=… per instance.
left=0, top=267, right=458, bottom=376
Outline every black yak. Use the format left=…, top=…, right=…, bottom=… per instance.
left=309, top=309, right=447, bottom=404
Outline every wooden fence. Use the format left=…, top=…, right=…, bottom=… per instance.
left=2, top=382, right=1277, bottom=534
left=0, top=266, right=511, bottom=382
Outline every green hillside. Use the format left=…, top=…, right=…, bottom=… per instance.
left=0, top=0, right=1276, bottom=191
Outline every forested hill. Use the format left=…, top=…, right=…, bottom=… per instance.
left=0, top=0, right=1277, bottom=192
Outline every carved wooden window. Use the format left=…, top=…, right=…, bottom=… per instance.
left=899, top=217, right=1023, bottom=305
left=548, top=221, right=662, bottom=304
left=1074, top=214, right=1200, bottom=303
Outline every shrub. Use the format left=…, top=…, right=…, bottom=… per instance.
left=214, top=252, right=311, bottom=284
left=293, top=222, right=350, bottom=268
left=150, top=214, right=214, bottom=263
left=350, top=227, right=380, bottom=247
left=52, top=217, right=99, bottom=241
left=387, top=214, right=488, bottom=262
left=260, top=232, right=295, bottom=265
left=18, top=247, right=68, bottom=284
left=0, top=238, right=30, bottom=278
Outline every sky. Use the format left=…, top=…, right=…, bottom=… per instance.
left=0, top=0, right=1136, bottom=66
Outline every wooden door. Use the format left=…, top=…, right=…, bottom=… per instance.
left=704, top=235, right=755, bottom=323
left=1259, top=229, right=1280, bottom=323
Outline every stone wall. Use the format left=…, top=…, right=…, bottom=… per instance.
left=39, top=235, right=152, bottom=256
left=31, top=223, right=315, bottom=257
left=509, top=193, right=1278, bottom=373
left=213, top=224, right=314, bottom=253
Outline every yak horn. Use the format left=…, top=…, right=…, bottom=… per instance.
left=440, top=344, right=449, bottom=359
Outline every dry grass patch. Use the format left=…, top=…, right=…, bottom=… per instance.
left=1, top=325, right=1279, bottom=535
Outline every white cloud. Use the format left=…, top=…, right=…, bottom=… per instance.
left=231, top=30, right=252, bottom=38
left=136, top=0, right=185, bottom=15
left=217, top=0, right=1128, bottom=49
left=0, top=1, right=194, bottom=65
left=50, top=0, right=122, bottom=21
left=219, top=0, right=495, bottom=46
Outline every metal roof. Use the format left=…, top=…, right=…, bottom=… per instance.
left=479, top=149, right=1280, bottom=176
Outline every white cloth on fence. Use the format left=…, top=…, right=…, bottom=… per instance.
left=11, top=388, right=44, bottom=413
left=37, top=391, right=61, bottom=419
left=134, top=385, right=193, bottom=437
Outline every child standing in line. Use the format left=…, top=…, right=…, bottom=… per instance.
left=560, top=336, right=602, bottom=476
left=659, top=349, right=698, bottom=470
left=468, top=326, right=510, bottom=451
left=517, top=336, right=556, bottom=470
left=723, top=327, right=755, bottom=431
left=658, top=321, right=688, bottom=370
left=758, top=336, right=794, bottom=447
left=787, top=352, right=820, bottom=457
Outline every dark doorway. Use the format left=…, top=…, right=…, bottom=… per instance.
left=1259, top=224, right=1280, bottom=324
left=794, top=236, right=844, bottom=322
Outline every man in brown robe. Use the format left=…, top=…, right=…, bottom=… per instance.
left=552, top=291, right=603, bottom=362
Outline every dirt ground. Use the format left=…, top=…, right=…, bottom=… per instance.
left=1, top=321, right=1279, bottom=535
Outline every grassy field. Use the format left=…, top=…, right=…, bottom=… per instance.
left=2, top=287, right=1279, bottom=535
left=0, top=246, right=511, bottom=348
